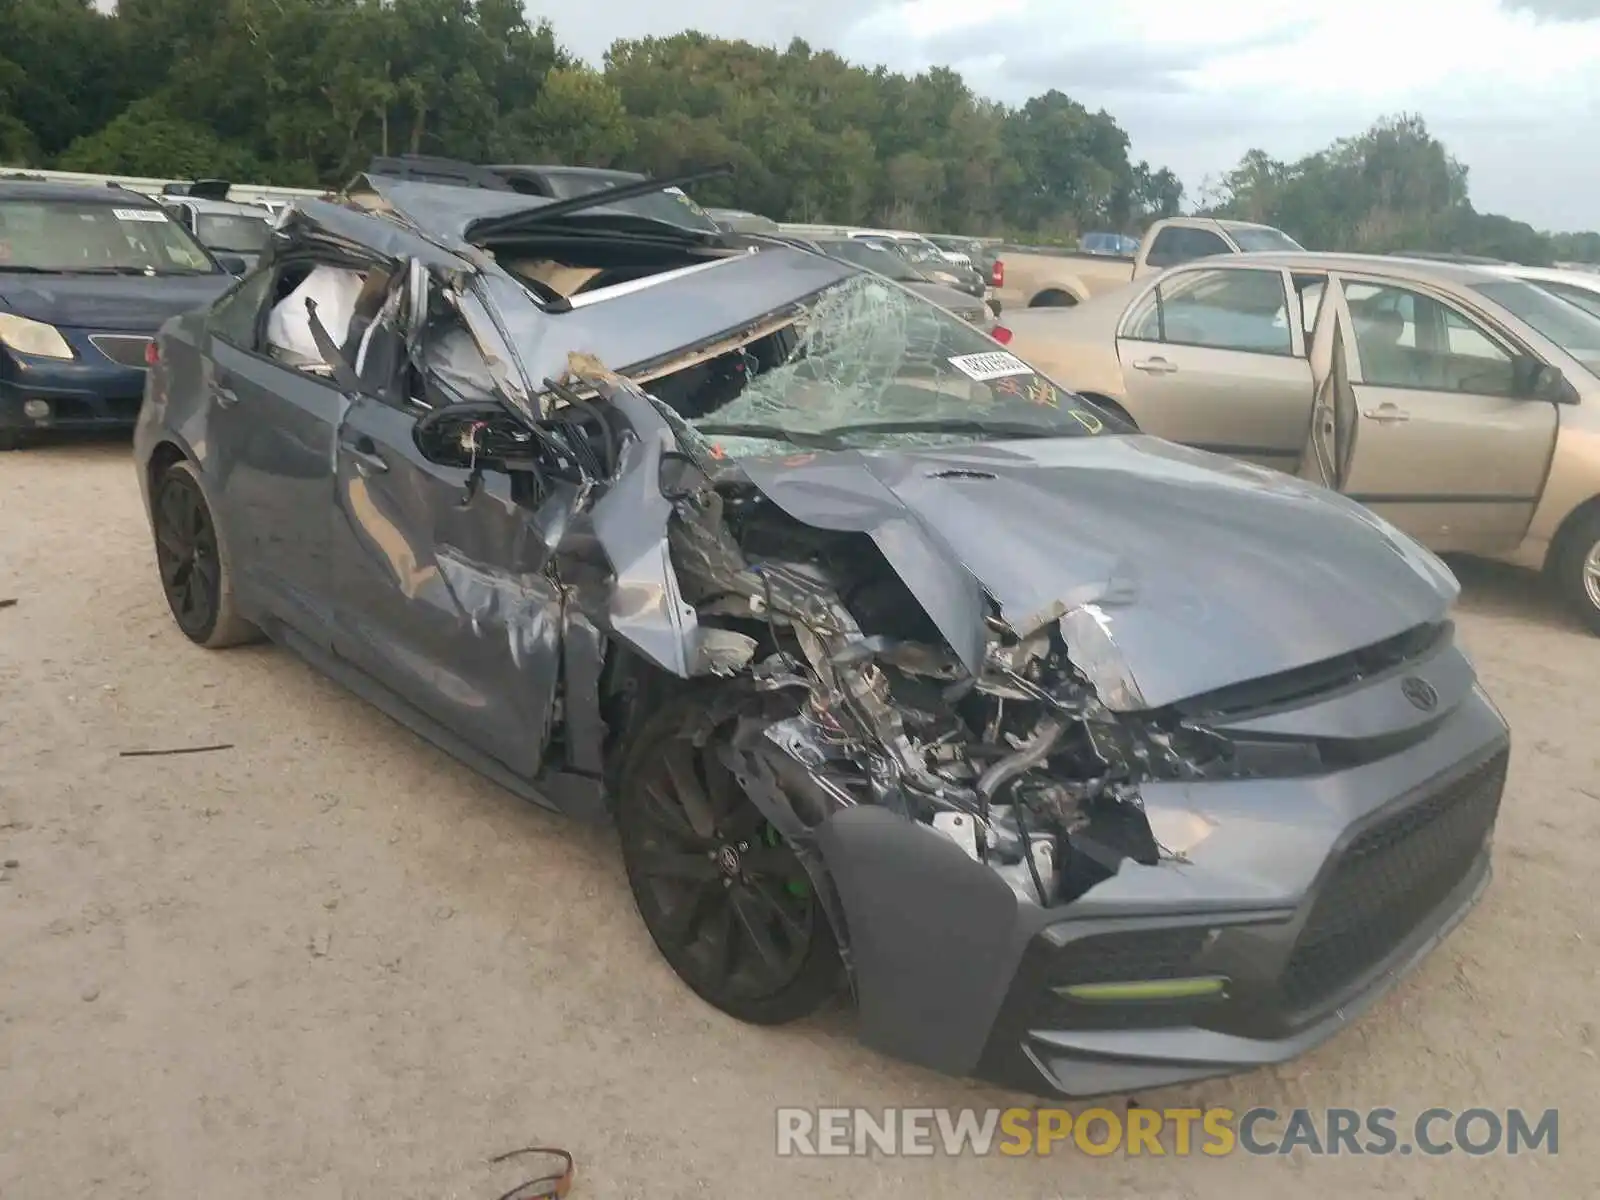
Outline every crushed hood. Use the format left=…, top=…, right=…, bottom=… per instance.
left=736, top=434, right=1458, bottom=711
left=0, top=273, right=233, bottom=331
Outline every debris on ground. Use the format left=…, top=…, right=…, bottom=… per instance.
left=488, top=1146, right=574, bottom=1200
left=119, top=743, right=234, bottom=758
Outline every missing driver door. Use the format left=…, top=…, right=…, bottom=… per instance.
left=327, top=266, right=563, bottom=781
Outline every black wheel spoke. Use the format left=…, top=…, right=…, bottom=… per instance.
left=663, top=740, right=718, bottom=838
left=158, top=484, right=187, bottom=540
left=657, top=880, right=719, bottom=946
left=640, top=781, right=708, bottom=846
left=634, top=848, right=719, bottom=883
left=741, top=844, right=806, bottom=885
left=702, top=747, right=744, bottom=826
left=701, top=901, right=736, bottom=985
left=719, top=801, right=767, bottom=839
left=730, top=886, right=791, bottom=979
left=157, top=552, right=185, bottom=586
left=191, top=553, right=220, bottom=594
left=738, top=879, right=810, bottom=947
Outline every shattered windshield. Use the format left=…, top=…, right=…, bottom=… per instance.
left=643, top=273, right=1115, bottom=458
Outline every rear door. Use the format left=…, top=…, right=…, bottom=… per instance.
left=1331, top=274, right=1559, bottom=552
left=201, top=258, right=355, bottom=647
left=1115, top=264, right=1315, bottom=468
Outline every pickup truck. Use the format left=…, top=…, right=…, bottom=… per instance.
left=992, top=216, right=1302, bottom=309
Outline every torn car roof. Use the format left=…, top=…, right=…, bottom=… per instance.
left=494, top=245, right=858, bottom=393
left=342, top=174, right=712, bottom=248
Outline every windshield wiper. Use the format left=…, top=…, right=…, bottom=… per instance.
left=66, top=266, right=156, bottom=276
left=0, top=265, right=52, bottom=273
left=813, top=419, right=1064, bottom=442
left=469, top=164, right=733, bottom=241
left=690, top=422, right=846, bottom=450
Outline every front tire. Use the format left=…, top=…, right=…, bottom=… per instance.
left=1554, top=510, right=1600, bottom=636
left=0, top=428, right=26, bottom=451
left=616, top=691, right=842, bottom=1025
left=151, top=459, right=260, bottom=648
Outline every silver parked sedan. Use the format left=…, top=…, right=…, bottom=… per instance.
left=1001, top=252, right=1600, bottom=633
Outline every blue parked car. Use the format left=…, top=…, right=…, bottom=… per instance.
left=1078, top=231, right=1139, bottom=257
left=0, top=177, right=242, bottom=449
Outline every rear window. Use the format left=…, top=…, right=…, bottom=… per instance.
left=543, top=175, right=721, bottom=234
left=0, top=198, right=216, bottom=275
left=1472, top=278, right=1600, bottom=370
left=1231, top=228, right=1304, bottom=253
left=196, top=212, right=271, bottom=253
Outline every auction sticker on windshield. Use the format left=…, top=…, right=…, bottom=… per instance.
left=113, top=209, right=168, bottom=222
left=948, top=351, right=1034, bottom=381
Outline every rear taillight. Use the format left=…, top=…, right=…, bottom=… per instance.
left=990, top=326, right=1012, bottom=344
left=991, top=259, right=1004, bottom=288
left=144, top=340, right=160, bottom=366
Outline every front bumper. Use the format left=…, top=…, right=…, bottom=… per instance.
left=1, top=330, right=152, bottom=434
left=813, top=680, right=1510, bottom=1098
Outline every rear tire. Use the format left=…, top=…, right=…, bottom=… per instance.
left=1553, top=510, right=1600, bottom=636
left=151, top=459, right=260, bottom=648
left=1031, top=290, right=1077, bottom=307
left=616, top=689, right=842, bottom=1025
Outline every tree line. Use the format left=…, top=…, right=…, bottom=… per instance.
left=2, top=0, right=1595, bottom=263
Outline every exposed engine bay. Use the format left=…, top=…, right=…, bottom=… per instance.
left=657, top=478, right=1234, bottom=908
left=415, top=349, right=1448, bottom=916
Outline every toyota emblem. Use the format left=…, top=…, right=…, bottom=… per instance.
left=1401, top=676, right=1439, bottom=712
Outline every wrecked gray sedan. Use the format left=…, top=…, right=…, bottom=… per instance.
left=133, top=166, right=1512, bottom=1098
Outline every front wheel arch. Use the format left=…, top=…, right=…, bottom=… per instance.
left=145, top=440, right=188, bottom=508
left=1546, top=496, right=1600, bottom=634
left=1076, top=392, right=1137, bottom=430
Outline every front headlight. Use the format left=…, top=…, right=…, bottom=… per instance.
left=0, top=313, right=74, bottom=359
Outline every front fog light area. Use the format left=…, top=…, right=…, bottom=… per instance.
left=22, top=399, right=50, bottom=420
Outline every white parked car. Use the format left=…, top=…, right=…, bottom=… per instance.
left=1484, top=264, right=1600, bottom=320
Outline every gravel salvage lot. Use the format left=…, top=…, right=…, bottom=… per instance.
left=2, top=440, right=1597, bottom=1199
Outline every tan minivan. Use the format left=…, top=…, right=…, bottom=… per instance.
left=1001, top=252, right=1600, bottom=632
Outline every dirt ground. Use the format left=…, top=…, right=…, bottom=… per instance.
left=1, top=439, right=1596, bottom=1199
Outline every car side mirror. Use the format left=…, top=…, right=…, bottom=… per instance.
left=1515, top=355, right=1577, bottom=403
left=216, top=253, right=248, bottom=276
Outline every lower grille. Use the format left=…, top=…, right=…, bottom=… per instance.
left=88, top=334, right=153, bottom=369
left=1280, top=748, right=1508, bottom=1014
left=1048, top=927, right=1210, bottom=988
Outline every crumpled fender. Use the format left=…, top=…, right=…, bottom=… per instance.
left=567, top=353, right=754, bottom=679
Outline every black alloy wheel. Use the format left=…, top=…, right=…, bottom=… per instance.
left=618, top=696, right=841, bottom=1025
left=151, top=461, right=256, bottom=648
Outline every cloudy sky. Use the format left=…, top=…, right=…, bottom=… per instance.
left=529, top=0, right=1600, bottom=231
